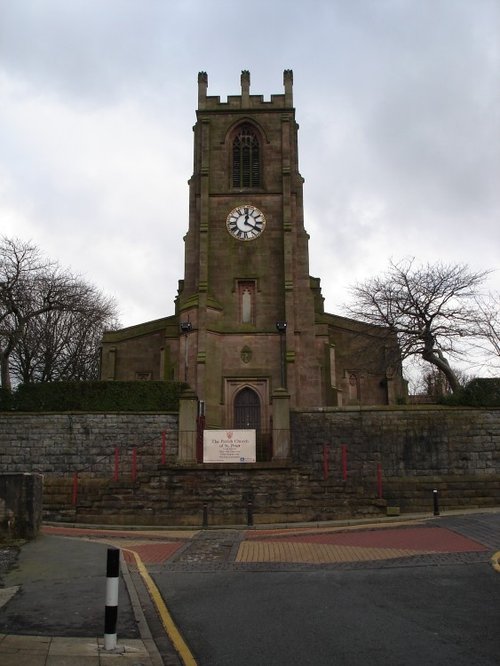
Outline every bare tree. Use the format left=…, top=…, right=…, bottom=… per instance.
left=10, top=294, right=118, bottom=384
left=345, top=259, right=491, bottom=393
left=472, top=291, right=500, bottom=370
left=0, top=236, right=118, bottom=389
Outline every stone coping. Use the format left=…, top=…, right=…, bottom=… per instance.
left=158, top=460, right=292, bottom=471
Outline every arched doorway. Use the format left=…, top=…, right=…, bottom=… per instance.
left=234, top=387, right=260, bottom=430
left=233, top=387, right=270, bottom=461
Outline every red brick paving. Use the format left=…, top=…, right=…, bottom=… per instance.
left=245, top=527, right=319, bottom=539
left=43, top=525, right=145, bottom=539
left=42, top=525, right=186, bottom=565
left=42, top=525, right=184, bottom=540
left=42, top=522, right=490, bottom=569
left=122, top=542, right=183, bottom=564
left=258, top=527, right=488, bottom=553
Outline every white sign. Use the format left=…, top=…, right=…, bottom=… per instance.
left=203, top=429, right=256, bottom=463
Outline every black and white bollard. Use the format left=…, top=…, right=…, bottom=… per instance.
left=247, top=498, right=253, bottom=527
left=202, top=501, right=208, bottom=528
left=104, top=547, right=120, bottom=651
left=433, top=489, right=440, bottom=516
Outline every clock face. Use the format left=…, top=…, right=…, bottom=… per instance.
left=226, top=205, right=266, bottom=241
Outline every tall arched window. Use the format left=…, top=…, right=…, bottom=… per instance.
left=232, top=124, right=260, bottom=188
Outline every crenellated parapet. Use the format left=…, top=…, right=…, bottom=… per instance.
left=197, top=69, right=294, bottom=111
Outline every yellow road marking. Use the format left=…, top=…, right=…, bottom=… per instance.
left=123, top=547, right=197, bottom=666
left=491, top=551, right=500, bottom=573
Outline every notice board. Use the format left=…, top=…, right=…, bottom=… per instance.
left=203, top=430, right=256, bottom=463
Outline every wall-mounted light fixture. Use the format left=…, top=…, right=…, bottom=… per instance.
left=180, top=321, right=193, bottom=381
left=276, top=321, right=287, bottom=388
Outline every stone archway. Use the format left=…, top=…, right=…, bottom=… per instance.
left=233, top=386, right=261, bottom=431
left=232, top=385, right=271, bottom=461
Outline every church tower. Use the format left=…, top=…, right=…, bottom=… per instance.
left=177, top=70, right=329, bottom=438
left=100, top=72, right=406, bottom=458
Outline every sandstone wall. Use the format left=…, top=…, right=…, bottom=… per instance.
left=291, top=406, right=500, bottom=516
left=0, top=413, right=178, bottom=477
left=0, top=473, right=43, bottom=539
left=1, top=407, right=499, bottom=525
left=291, top=406, right=500, bottom=477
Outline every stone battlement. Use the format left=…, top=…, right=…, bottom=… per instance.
left=197, top=69, right=293, bottom=110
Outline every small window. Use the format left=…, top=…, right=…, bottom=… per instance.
left=348, top=373, right=359, bottom=401
left=232, top=124, right=260, bottom=188
left=238, top=281, right=256, bottom=324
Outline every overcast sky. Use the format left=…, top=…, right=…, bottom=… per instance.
left=1, top=1, right=499, bottom=352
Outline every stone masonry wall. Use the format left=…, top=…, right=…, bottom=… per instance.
left=291, top=406, right=500, bottom=517
left=44, top=464, right=383, bottom=526
left=291, top=406, right=500, bottom=477
left=0, top=413, right=178, bottom=477
left=0, top=473, right=43, bottom=539
left=1, top=407, right=499, bottom=525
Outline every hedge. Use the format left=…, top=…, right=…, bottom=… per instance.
left=0, top=380, right=187, bottom=412
left=443, top=377, right=500, bottom=408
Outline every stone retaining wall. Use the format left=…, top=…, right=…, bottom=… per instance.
left=383, top=474, right=500, bottom=513
left=0, top=413, right=178, bottom=477
left=290, top=406, right=500, bottom=519
left=43, top=465, right=384, bottom=526
left=291, top=406, right=500, bottom=477
left=0, top=473, right=43, bottom=539
left=1, top=407, right=500, bottom=524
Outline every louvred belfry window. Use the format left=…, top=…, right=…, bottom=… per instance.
left=232, top=124, right=260, bottom=188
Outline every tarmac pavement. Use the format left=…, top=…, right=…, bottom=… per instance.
left=0, top=533, right=160, bottom=665
left=0, top=508, right=499, bottom=665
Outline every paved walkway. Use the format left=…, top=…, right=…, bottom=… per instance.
left=37, top=517, right=496, bottom=574
left=237, top=525, right=489, bottom=564
left=0, top=635, right=154, bottom=665
left=41, top=516, right=493, bottom=568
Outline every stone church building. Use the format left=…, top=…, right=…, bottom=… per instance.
left=100, top=71, right=406, bottom=452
